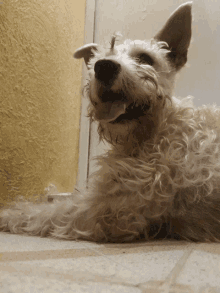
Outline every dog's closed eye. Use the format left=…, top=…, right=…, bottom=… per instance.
left=136, top=53, right=154, bottom=66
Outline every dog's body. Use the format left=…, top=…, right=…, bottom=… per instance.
left=1, top=2, right=220, bottom=242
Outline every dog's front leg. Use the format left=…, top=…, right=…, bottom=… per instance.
left=0, top=195, right=86, bottom=239
left=0, top=180, right=149, bottom=242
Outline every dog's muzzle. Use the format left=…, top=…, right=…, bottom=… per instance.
left=92, top=59, right=150, bottom=124
left=92, top=59, right=129, bottom=123
left=94, top=59, right=121, bottom=87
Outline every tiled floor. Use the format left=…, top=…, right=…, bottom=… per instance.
left=1, top=233, right=220, bottom=292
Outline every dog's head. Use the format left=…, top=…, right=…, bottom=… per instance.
left=74, top=2, right=192, bottom=147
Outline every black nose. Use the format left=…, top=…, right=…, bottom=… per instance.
left=94, top=59, right=121, bottom=86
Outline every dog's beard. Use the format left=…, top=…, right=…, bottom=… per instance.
left=97, top=118, right=139, bottom=148
left=96, top=112, right=158, bottom=154
left=90, top=96, right=166, bottom=151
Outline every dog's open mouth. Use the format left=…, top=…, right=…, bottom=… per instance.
left=109, top=103, right=150, bottom=124
left=96, top=89, right=150, bottom=124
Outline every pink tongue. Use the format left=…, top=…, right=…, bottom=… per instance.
left=95, top=102, right=126, bottom=122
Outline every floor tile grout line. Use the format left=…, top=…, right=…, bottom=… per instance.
left=159, top=245, right=195, bottom=292
left=79, top=241, right=191, bottom=285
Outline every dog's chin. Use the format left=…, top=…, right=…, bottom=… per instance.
left=108, top=103, right=150, bottom=124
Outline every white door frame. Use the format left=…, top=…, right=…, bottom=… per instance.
left=76, top=0, right=95, bottom=189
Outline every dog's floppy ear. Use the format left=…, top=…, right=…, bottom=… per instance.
left=154, top=2, right=192, bottom=70
left=73, top=43, right=98, bottom=67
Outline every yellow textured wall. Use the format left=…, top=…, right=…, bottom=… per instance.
left=0, top=0, right=86, bottom=204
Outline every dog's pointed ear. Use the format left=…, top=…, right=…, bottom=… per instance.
left=154, top=2, right=192, bottom=70
left=73, top=43, right=98, bottom=67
